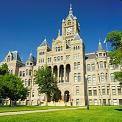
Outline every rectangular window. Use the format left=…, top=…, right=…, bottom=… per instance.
left=74, top=62, right=80, bottom=70
left=61, top=56, right=63, bottom=60
left=76, top=99, right=80, bottom=106
left=117, top=86, right=121, bottom=95
left=23, top=71, right=25, bottom=77
left=89, top=99, right=92, bottom=105
left=94, top=99, right=98, bottom=105
left=92, top=75, right=96, bottom=83
left=66, top=55, right=70, bottom=60
left=76, top=86, right=80, bottom=95
left=74, top=73, right=77, bottom=82
left=78, top=73, right=81, bottom=82
left=93, top=90, right=97, bottom=96
left=20, top=71, right=22, bottom=76
left=25, top=79, right=27, bottom=87
left=112, top=89, right=116, bottom=95
left=74, top=73, right=81, bottom=82
left=100, top=73, right=104, bottom=82
left=88, top=90, right=92, bottom=96
left=107, top=89, right=109, bottom=95
left=32, top=92, right=34, bottom=97
left=99, top=61, right=104, bottom=69
left=91, top=64, right=95, bottom=71
left=54, top=57, right=56, bottom=62
left=102, top=89, right=106, bottom=95
left=87, top=64, right=91, bottom=71
left=87, top=75, right=92, bottom=83
left=74, top=62, right=77, bottom=70
left=57, top=56, right=60, bottom=61
left=29, top=70, right=32, bottom=76
left=77, top=62, right=80, bottom=69
left=110, top=73, right=115, bottom=82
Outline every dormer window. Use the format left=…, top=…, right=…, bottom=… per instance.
left=7, top=55, right=11, bottom=62
left=74, top=45, right=80, bottom=50
left=56, top=46, right=63, bottom=52
left=103, top=53, right=106, bottom=56
left=39, top=52, right=44, bottom=55
left=30, top=63, right=33, bottom=65
left=68, top=20, right=71, bottom=25
left=99, top=53, right=102, bottom=56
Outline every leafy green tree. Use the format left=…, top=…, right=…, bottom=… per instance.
left=106, top=31, right=122, bottom=84
left=0, top=63, right=8, bottom=75
left=0, top=74, right=28, bottom=106
left=52, top=87, right=61, bottom=102
left=0, top=63, right=9, bottom=105
left=35, top=66, right=60, bottom=105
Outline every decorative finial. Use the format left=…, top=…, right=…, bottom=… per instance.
left=58, top=29, right=60, bottom=36
left=69, top=3, right=73, bottom=15
left=70, top=3, right=72, bottom=11
left=62, top=19, right=65, bottom=23
left=98, top=39, right=103, bottom=51
left=44, top=36, right=47, bottom=42
left=29, top=52, right=32, bottom=57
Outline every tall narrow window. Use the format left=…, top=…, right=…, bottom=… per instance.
left=87, top=64, right=91, bottom=71
left=110, top=73, right=115, bottom=82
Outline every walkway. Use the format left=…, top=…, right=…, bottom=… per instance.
left=0, top=107, right=85, bottom=116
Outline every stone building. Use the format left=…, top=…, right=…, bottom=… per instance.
left=0, top=5, right=122, bottom=106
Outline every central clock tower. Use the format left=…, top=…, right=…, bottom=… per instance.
left=62, top=4, right=80, bottom=38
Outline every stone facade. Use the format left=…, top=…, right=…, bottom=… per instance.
left=0, top=5, right=122, bottom=106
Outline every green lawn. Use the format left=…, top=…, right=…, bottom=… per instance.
left=0, top=106, right=122, bottom=122
left=0, top=105, right=76, bottom=113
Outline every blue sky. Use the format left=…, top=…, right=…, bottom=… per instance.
left=0, top=0, right=122, bottom=62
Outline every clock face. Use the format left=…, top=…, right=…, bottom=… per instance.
left=66, top=27, right=73, bottom=33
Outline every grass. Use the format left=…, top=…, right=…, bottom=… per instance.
left=0, top=105, right=76, bottom=113
left=0, top=106, right=122, bottom=122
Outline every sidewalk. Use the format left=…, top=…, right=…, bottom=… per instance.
left=0, top=107, right=85, bottom=117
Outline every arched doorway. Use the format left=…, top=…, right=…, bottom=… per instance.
left=53, top=65, right=58, bottom=81
left=48, top=66, right=52, bottom=71
left=66, top=64, right=71, bottom=82
left=64, top=90, right=70, bottom=102
left=59, top=65, right=64, bottom=83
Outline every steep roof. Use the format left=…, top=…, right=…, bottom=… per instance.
left=97, top=41, right=105, bottom=51
left=27, top=53, right=36, bottom=63
left=66, top=4, right=77, bottom=20
left=85, top=53, right=96, bottom=60
left=74, top=33, right=83, bottom=43
left=8, top=51, right=22, bottom=62
left=40, top=38, right=48, bottom=47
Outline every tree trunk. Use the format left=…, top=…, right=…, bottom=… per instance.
left=46, top=94, right=48, bottom=106
left=10, top=100, right=13, bottom=107
left=14, top=100, right=17, bottom=106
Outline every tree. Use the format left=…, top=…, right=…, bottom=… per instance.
left=52, top=87, right=61, bottom=102
left=0, top=63, right=8, bottom=75
left=106, top=31, right=122, bottom=84
left=35, top=66, right=61, bottom=105
left=0, top=74, right=28, bottom=106
left=0, top=63, right=9, bottom=105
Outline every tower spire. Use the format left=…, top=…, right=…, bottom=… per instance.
left=98, top=40, right=104, bottom=51
left=69, top=3, right=73, bottom=15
